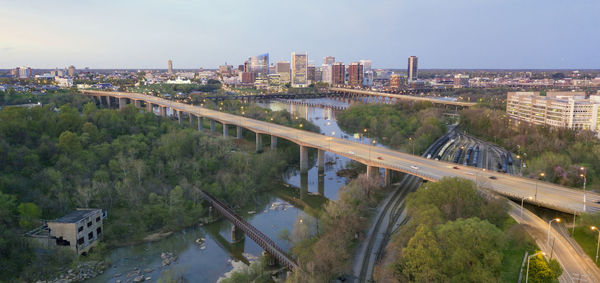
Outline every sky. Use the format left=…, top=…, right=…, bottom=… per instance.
left=1, top=0, right=599, bottom=69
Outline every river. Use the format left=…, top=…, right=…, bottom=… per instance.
left=87, top=98, right=382, bottom=283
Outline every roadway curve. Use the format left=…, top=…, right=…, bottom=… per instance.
left=82, top=90, right=600, bottom=213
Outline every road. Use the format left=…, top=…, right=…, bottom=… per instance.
left=507, top=201, right=600, bottom=282
left=82, top=90, right=600, bottom=214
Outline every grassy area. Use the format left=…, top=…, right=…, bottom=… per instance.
left=500, top=218, right=538, bottom=282
left=573, top=226, right=600, bottom=266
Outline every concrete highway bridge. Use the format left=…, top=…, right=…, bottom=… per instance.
left=197, top=92, right=325, bottom=102
left=198, top=189, right=298, bottom=270
left=328, top=87, right=477, bottom=108
left=82, top=90, right=599, bottom=214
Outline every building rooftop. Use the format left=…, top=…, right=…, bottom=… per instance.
left=51, top=209, right=101, bottom=224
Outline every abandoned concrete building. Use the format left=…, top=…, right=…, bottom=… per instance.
left=27, top=208, right=104, bottom=255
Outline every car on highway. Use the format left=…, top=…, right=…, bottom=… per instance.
left=348, top=151, right=355, bottom=155
left=377, top=156, right=383, bottom=160
left=410, top=165, right=419, bottom=170
left=453, top=166, right=460, bottom=169
left=489, top=176, right=497, bottom=180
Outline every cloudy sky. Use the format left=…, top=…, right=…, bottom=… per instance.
left=1, top=0, right=599, bottom=69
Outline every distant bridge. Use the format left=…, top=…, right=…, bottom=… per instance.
left=328, top=87, right=477, bottom=108
left=195, top=93, right=325, bottom=102
left=198, top=190, right=299, bottom=270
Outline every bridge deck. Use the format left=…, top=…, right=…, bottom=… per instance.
left=82, top=90, right=600, bottom=214
left=329, top=87, right=477, bottom=107
left=198, top=190, right=299, bottom=270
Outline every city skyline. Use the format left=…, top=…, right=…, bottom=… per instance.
left=2, top=0, right=599, bottom=69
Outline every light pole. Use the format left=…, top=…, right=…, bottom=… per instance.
left=580, top=167, right=587, bottom=212
left=521, top=196, right=533, bottom=217
left=526, top=251, right=545, bottom=283
left=535, top=172, right=544, bottom=202
left=363, top=128, right=367, bottom=144
left=409, top=137, right=414, bottom=155
left=369, top=139, right=376, bottom=160
left=547, top=218, right=560, bottom=245
left=591, top=226, right=600, bottom=263
left=516, top=155, right=521, bottom=175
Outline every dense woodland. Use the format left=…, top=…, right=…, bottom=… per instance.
left=0, top=94, right=293, bottom=281
left=337, top=102, right=447, bottom=154
left=375, top=177, right=562, bottom=282
left=460, top=107, right=599, bottom=190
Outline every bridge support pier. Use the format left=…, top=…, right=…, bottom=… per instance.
left=106, top=96, right=111, bottom=107
left=317, top=149, right=324, bottom=172
left=230, top=225, right=244, bottom=244
left=300, top=145, right=308, bottom=172
left=146, top=102, right=152, bottom=113
left=134, top=100, right=141, bottom=108
left=256, top=133, right=263, bottom=153
left=198, top=116, right=203, bottom=131
left=160, top=106, right=166, bottom=117
left=223, top=123, right=229, bottom=138
left=318, top=171, right=325, bottom=196
left=177, top=110, right=182, bottom=124
left=236, top=126, right=242, bottom=139
left=367, top=165, right=379, bottom=179
left=119, top=98, right=127, bottom=109
left=384, top=168, right=391, bottom=187
left=271, top=136, right=277, bottom=149
left=262, top=251, right=276, bottom=266
left=210, top=119, right=216, bottom=132
left=189, top=113, right=193, bottom=125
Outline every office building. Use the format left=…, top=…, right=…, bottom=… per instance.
left=307, top=65, right=316, bottom=84
left=321, top=64, right=332, bottom=85
left=348, top=62, right=364, bottom=87
left=276, top=61, right=291, bottom=83
left=332, top=62, right=345, bottom=85
left=16, top=67, right=33, bottom=79
left=291, top=52, right=308, bottom=87
left=314, top=67, right=322, bottom=83
left=407, top=56, right=418, bottom=82
left=390, top=74, right=403, bottom=89
left=168, top=59, right=173, bottom=74
left=240, top=72, right=256, bottom=85
left=68, top=65, right=76, bottom=77
left=324, top=56, right=335, bottom=65
left=359, top=60, right=372, bottom=72
left=219, top=64, right=233, bottom=76
left=506, top=91, right=600, bottom=138
left=250, top=53, right=269, bottom=77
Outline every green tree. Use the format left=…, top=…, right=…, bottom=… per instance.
left=17, top=202, right=42, bottom=229
left=400, top=225, right=444, bottom=282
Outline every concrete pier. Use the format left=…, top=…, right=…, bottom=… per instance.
left=300, top=145, right=308, bottom=172
left=119, top=98, right=127, bottom=109
left=236, top=126, right=242, bottom=139
left=198, top=116, right=203, bottom=131
left=271, top=136, right=277, bottom=149
left=210, top=119, right=216, bottom=132
left=134, top=100, right=141, bottom=108
left=317, top=149, right=324, bottom=172
left=230, top=226, right=244, bottom=244
left=223, top=123, right=229, bottom=138
left=146, top=102, right=152, bottom=113
left=160, top=106, right=166, bottom=117
left=177, top=110, right=182, bottom=124
left=367, top=165, right=378, bottom=178
left=256, top=133, right=263, bottom=153
left=384, top=168, right=391, bottom=187
left=106, top=96, right=111, bottom=107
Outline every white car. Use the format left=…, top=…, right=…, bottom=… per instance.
left=348, top=151, right=355, bottom=155
left=410, top=165, right=419, bottom=170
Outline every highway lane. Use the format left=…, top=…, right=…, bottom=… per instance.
left=82, top=90, right=600, bottom=213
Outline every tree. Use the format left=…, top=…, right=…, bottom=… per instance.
left=400, top=225, right=444, bottom=282
left=528, top=253, right=562, bottom=282
left=17, top=202, right=42, bottom=229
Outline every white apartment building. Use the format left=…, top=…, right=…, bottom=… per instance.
left=506, top=91, right=600, bottom=138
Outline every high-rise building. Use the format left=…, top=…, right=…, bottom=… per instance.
left=250, top=53, right=269, bottom=77
left=219, top=64, right=233, bottom=76
left=307, top=65, right=316, bottom=84
left=15, top=67, right=33, bottom=79
left=276, top=61, right=291, bottom=83
left=348, top=62, right=364, bottom=87
left=390, top=74, right=403, bottom=89
left=331, top=62, right=345, bottom=85
left=68, top=65, right=76, bottom=77
left=324, top=56, right=335, bottom=65
left=507, top=91, right=600, bottom=138
left=359, top=60, right=372, bottom=72
left=314, top=67, right=322, bottom=83
left=407, top=56, right=418, bottom=82
left=168, top=59, right=173, bottom=74
left=321, top=64, right=332, bottom=85
left=291, top=52, right=308, bottom=87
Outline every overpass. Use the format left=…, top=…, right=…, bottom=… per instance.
left=82, top=90, right=600, bottom=214
left=198, top=189, right=298, bottom=270
left=329, top=87, right=477, bottom=108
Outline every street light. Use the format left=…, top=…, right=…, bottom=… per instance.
left=409, top=137, right=414, bottom=155
left=521, top=196, right=533, bottom=217
left=547, top=218, right=560, bottom=245
left=535, top=172, right=545, bottom=202
left=526, top=251, right=545, bottom=283
left=591, top=226, right=600, bottom=263
left=580, top=167, right=587, bottom=212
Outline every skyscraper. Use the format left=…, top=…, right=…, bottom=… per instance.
left=307, top=65, right=316, bottom=83
left=407, top=56, right=418, bottom=82
left=348, top=62, right=364, bottom=87
left=276, top=61, right=291, bottom=83
left=291, top=52, right=308, bottom=88
left=359, top=60, right=372, bottom=72
left=321, top=64, right=332, bottom=85
left=250, top=53, right=269, bottom=77
left=324, top=56, right=335, bottom=65
left=168, top=59, right=173, bottom=74
left=331, top=62, right=345, bottom=85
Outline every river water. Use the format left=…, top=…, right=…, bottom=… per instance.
left=87, top=98, right=382, bottom=283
